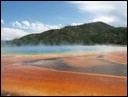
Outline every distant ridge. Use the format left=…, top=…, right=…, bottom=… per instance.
left=6, top=22, right=127, bottom=45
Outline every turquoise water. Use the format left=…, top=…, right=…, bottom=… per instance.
left=1, top=45, right=127, bottom=54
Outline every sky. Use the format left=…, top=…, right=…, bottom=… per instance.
left=1, top=1, right=127, bottom=40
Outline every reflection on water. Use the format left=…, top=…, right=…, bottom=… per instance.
left=1, top=45, right=127, bottom=54
left=23, top=58, right=127, bottom=76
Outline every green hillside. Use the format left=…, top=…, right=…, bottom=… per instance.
left=8, top=22, right=127, bottom=45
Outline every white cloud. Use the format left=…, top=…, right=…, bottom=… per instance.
left=70, top=1, right=116, bottom=14
left=12, top=21, right=22, bottom=28
left=1, top=19, right=4, bottom=24
left=30, top=22, right=62, bottom=33
left=46, top=24, right=63, bottom=29
left=70, top=1, right=127, bottom=16
left=69, top=1, right=127, bottom=27
left=30, top=21, right=49, bottom=32
left=1, top=20, right=63, bottom=40
left=11, top=21, right=63, bottom=33
left=91, top=16, right=116, bottom=24
left=22, top=21, right=30, bottom=27
left=1, top=27, right=28, bottom=40
left=70, top=22, right=84, bottom=26
left=91, top=15, right=126, bottom=27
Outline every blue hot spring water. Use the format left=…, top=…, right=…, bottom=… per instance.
left=1, top=45, right=127, bottom=54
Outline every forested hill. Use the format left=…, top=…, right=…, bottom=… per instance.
left=7, top=22, right=127, bottom=45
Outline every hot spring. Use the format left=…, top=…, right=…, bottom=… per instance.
left=1, top=45, right=127, bottom=54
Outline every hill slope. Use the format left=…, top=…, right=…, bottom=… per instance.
left=8, top=22, right=127, bottom=45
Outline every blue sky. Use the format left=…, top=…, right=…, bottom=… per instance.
left=1, top=1, right=92, bottom=25
left=1, top=1, right=127, bottom=40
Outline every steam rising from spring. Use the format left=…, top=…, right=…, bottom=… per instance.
left=1, top=45, right=127, bottom=54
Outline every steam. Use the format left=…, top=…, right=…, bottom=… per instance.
left=1, top=45, right=127, bottom=54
